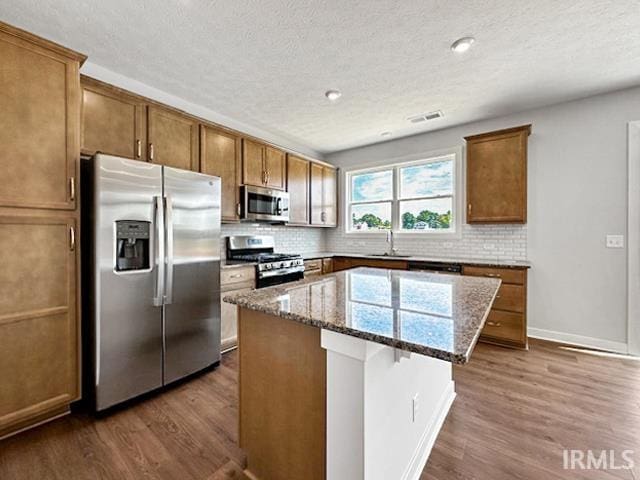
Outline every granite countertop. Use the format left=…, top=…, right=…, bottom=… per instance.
left=224, top=267, right=500, bottom=364
left=301, top=251, right=531, bottom=269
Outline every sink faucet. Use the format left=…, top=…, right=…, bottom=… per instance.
left=386, top=230, right=398, bottom=256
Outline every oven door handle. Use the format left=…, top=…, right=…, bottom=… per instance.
left=259, top=266, right=305, bottom=278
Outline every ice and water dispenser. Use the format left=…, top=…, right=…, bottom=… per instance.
left=115, top=220, right=151, bottom=271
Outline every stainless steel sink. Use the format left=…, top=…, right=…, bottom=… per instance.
left=366, top=253, right=412, bottom=258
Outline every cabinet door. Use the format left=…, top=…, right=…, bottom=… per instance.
left=200, top=125, right=241, bottom=222
left=81, top=77, right=146, bottom=160
left=466, top=125, right=530, bottom=223
left=310, top=163, right=324, bottom=225
left=287, top=155, right=310, bottom=225
left=242, top=139, right=265, bottom=187
left=0, top=29, right=81, bottom=210
left=322, top=166, right=338, bottom=227
left=148, top=106, right=199, bottom=171
left=0, top=215, right=78, bottom=438
left=264, top=146, right=286, bottom=190
left=220, top=287, right=252, bottom=352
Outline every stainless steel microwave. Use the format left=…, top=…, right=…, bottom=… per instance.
left=241, top=185, right=290, bottom=222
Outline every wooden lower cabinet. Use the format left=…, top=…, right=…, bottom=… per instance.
left=321, top=258, right=333, bottom=274
left=462, top=265, right=528, bottom=348
left=332, top=256, right=408, bottom=271
left=0, top=213, right=79, bottom=438
left=304, top=259, right=322, bottom=276
left=220, top=265, right=256, bottom=351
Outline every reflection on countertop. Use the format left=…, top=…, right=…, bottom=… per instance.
left=224, top=267, right=500, bottom=363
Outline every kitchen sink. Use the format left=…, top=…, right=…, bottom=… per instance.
left=366, top=253, right=412, bottom=258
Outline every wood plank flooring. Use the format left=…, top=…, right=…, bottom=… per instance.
left=0, top=339, right=638, bottom=480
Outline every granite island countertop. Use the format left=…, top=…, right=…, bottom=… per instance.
left=224, top=267, right=501, bottom=364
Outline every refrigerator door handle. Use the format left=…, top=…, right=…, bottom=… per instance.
left=153, top=195, right=165, bottom=307
left=165, top=193, right=174, bottom=305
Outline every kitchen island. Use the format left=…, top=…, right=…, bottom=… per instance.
left=224, top=267, right=500, bottom=480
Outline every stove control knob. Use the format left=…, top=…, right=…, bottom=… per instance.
left=265, top=264, right=272, bottom=270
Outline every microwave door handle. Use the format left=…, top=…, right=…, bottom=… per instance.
left=153, top=196, right=165, bottom=306
left=275, top=197, right=282, bottom=216
left=165, top=194, right=174, bottom=305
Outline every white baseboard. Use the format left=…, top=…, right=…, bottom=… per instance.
left=528, top=327, right=628, bottom=354
left=402, top=381, right=456, bottom=480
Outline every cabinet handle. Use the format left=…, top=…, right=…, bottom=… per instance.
left=149, top=143, right=155, bottom=161
left=136, top=139, right=142, bottom=158
left=69, top=177, right=76, bottom=201
left=229, top=273, right=243, bottom=279
left=321, top=211, right=326, bottom=223
left=468, top=203, right=472, bottom=215
left=486, top=321, right=501, bottom=327
left=484, top=273, right=501, bottom=278
left=237, top=203, right=241, bottom=216
left=69, top=226, right=76, bottom=251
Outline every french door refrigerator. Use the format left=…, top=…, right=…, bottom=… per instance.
left=82, top=154, right=221, bottom=411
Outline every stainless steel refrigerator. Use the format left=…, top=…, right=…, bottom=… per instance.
left=82, top=154, right=221, bottom=411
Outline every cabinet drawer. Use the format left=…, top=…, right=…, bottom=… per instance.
left=221, top=266, right=255, bottom=288
left=493, top=284, right=525, bottom=313
left=304, top=259, right=322, bottom=272
left=463, top=266, right=526, bottom=285
left=481, top=310, right=525, bottom=345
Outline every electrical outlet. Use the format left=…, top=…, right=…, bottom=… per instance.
left=606, top=235, right=624, bottom=249
left=412, top=394, right=419, bottom=422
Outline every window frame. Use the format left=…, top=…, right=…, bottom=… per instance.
left=343, top=146, right=463, bottom=238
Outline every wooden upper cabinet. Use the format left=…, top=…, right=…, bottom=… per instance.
left=465, top=125, right=531, bottom=224
left=242, top=139, right=286, bottom=190
left=264, top=146, right=286, bottom=190
left=0, top=22, right=85, bottom=210
left=310, top=163, right=324, bottom=225
left=242, top=139, right=266, bottom=187
left=0, top=214, right=79, bottom=438
left=200, top=125, right=241, bottom=222
left=310, top=163, right=338, bottom=227
left=322, top=166, right=338, bottom=227
left=147, top=106, right=199, bottom=171
left=287, top=155, right=310, bottom=225
left=81, top=76, right=146, bottom=160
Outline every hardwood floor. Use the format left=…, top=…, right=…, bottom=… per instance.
left=0, top=339, right=638, bottom=479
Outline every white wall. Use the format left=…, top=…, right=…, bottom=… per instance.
left=327, top=86, right=640, bottom=349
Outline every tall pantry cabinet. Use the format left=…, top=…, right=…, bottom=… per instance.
left=0, top=21, right=85, bottom=438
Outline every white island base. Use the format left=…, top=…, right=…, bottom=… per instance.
left=322, top=329, right=455, bottom=480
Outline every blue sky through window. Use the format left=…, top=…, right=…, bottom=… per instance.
left=400, top=160, right=453, bottom=198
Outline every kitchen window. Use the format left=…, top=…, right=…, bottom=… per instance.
left=345, top=149, right=460, bottom=235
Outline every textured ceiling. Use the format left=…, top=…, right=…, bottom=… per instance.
left=2, top=1, right=640, bottom=154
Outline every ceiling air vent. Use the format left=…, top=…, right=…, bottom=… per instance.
left=407, top=111, right=444, bottom=123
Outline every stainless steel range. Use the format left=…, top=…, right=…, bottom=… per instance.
left=227, top=235, right=304, bottom=288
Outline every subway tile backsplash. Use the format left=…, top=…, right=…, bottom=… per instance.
left=325, top=224, right=527, bottom=261
left=222, top=223, right=526, bottom=262
left=221, top=223, right=326, bottom=258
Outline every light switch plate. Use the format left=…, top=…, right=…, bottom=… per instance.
left=606, top=235, right=624, bottom=248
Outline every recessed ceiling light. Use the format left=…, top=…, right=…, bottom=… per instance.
left=451, top=37, right=475, bottom=53
left=325, top=89, right=342, bottom=101
left=381, top=131, right=392, bottom=137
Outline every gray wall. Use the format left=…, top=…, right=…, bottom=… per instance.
left=327, top=86, right=640, bottom=347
